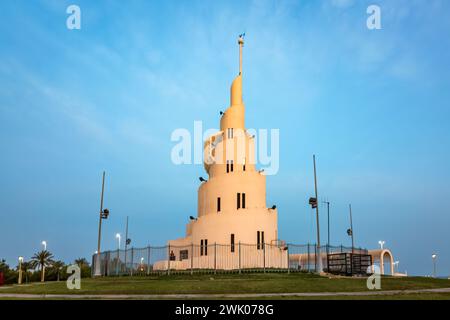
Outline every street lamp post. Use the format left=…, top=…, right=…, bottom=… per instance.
left=94, top=171, right=110, bottom=277
left=18, top=257, right=23, bottom=285
left=41, top=241, right=47, bottom=251
left=312, top=155, right=322, bottom=273
left=378, top=240, right=385, bottom=250
left=432, top=254, right=437, bottom=278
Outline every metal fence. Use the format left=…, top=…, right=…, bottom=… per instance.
left=92, top=243, right=367, bottom=276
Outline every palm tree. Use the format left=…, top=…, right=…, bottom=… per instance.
left=0, top=259, right=9, bottom=273
left=74, top=258, right=91, bottom=278
left=74, top=258, right=89, bottom=268
left=30, top=250, right=54, bottom=282
left=21, top=261, right=32, bottom=283
left=15, top=260, right=32, bottom=284
left=51, top=260, right=65, bottom=281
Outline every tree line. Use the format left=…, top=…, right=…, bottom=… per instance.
left=0, top=250, right=91, bottom=285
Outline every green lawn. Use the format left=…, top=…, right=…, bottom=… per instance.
left=1, top=272, right=449, bottom=299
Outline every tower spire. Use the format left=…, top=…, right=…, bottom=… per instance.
left=238, top=33, right=245, bottom=75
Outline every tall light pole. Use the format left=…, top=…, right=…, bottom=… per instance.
left=313, top=155, right=322, bottom=273
left=18, top=256, right=23, bottom=285
left=41, top=241, right=47, bottom=251
left=95, top=171, right=110, bottom=277
left=378, top=240, right=385, bottom=249
left=432, top=254, right=437, bottom=278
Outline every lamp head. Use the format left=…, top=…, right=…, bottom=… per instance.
left=309, top=197, right=317, bottom=209
left=101, top=208, right=110, bottom=219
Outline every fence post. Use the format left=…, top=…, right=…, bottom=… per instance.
left=327, top=246, right=330, bottom=273
left=314, top=244, right=317, bottom=273
left=98, top=253, right=106, bottom=277
left=190, top=243, right=193, bottom=275
left=103, top=252, right=106, bottom=276
left=287, top=245, right=290, bottom=274
left=91, top=254, right=95, bottom=277
left=214, top=242, right=217, bottom=274
left=263, top=243, right=266, bottom=273
left=106, top=251, right=112, bottom=276
left=105, top=251, right=109, bottom=276
left=116, top=249, right=119, bottom=276
left=167, top=244, right=170, bottom=276
left=130, top=247, right=134, bottom=276
left=238, top=242, right=241, bottom=274
left=307, top=243, right=310, bottom=272
left=124, top=246, right=127, bottom=275
left=350, top=252, right=353, bottom=275
left=147, top=246, right=151, bottom=275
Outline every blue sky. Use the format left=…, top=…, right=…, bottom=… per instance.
left=0, top=0, right=449, bottom=276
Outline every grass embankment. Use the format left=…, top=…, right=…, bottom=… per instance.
left=1, top=272, right=449, bottom=298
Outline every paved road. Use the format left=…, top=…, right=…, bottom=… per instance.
left=1, top=288, right=450, bottom=299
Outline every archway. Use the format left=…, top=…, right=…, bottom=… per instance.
left=368, top=249, right=395, bottom=276
left=380, top=250, right=394, bottom=275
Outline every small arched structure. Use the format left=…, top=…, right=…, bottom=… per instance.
left=368, top=249, right=395, bottom=275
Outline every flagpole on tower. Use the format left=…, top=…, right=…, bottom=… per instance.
left=238, top=33, right=245, bottom=75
